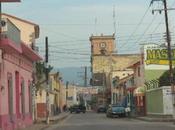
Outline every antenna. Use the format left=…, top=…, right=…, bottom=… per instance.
left=113, top=5, right=117, bottom=53
left=95, top=17, right=97, bottom=35
left=113, top=5, right=116, bottom=35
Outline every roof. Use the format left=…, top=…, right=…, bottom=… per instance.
left=112, top=70, right=134, bottom=80
left=92, top=54, right=141, bottom=72
left=2, top=13, right=40, bottom=38
left=90, top=34, right=115, bottom=41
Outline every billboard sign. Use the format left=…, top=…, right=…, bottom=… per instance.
left=145, top=44, right=175, bottom=65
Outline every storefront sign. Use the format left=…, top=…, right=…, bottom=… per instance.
left=145, top=46, right=175, bottom=65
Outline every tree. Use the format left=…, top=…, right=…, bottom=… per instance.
left=35, top=62, right=53, bottom=92
left=159, top=68, right=175, bottom=86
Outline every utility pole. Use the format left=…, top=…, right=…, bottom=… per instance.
left=84, top=66, right=88, bottom=87
left=151, top=0, right=175, bottom=120
left=102, top=69, right=105, bottom=105
left=109, top=52, right=113, bottom=105
left=66, top=81, right=69, bottom=107
left=45, top=36, right=50, bottom=124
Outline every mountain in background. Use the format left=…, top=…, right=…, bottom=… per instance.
left=53, top=67, right=91, bottom=86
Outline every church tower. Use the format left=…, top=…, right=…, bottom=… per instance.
left=89, top=34, right=116, bottom=55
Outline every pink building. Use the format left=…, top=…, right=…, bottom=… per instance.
left=0, top=16, right=41, bottom=130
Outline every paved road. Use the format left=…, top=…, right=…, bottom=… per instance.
left=46, top=112, right=175, bottom=130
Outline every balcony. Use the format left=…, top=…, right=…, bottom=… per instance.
left=1, top=18, right=21, bottom=45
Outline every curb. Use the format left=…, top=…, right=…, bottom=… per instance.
left=133, top=116, right=175, bottom=122
left=50, top=113, right=70, bottom=123
left=41, top=113, right=70, bottom=130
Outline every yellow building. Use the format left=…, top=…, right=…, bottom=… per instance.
left=36, top=72, right=64, bottom=118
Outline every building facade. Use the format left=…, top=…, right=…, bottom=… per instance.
left=142, top=44, right=174, bottom=117
left=90, top=34, right=144, bottom=105
left=0, top=15, right=41, bottom=130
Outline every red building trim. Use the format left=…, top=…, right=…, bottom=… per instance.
left=0, top=38, right=22, bottom=53
left=0, top=38, right=42, bottom=62
left=21, top=43, right=42, bottom=61
left=0, top=0, right=20, bottom=2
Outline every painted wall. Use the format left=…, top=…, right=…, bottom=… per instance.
left=2, top=14, right=38, bottom=46
left=0, top=52, right=33, bottom=130
left=146, top=88, right=163, bottom=114
left=146, top=86, right=173, bottom=116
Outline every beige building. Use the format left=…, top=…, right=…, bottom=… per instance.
left=90, top=34, right=144, bottom=105
left=36, top=72, right=64, bottom=118
left=2, top=13, right=39, bottom=48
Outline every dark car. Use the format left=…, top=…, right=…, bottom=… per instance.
left=69, top=104, right=86, bottom=113
left=106, top=105, right=126, bottom=118
left=97, top=105, right=107, bottom=113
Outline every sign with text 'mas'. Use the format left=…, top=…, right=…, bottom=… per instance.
left=0, top=0, right=20, bottom=2
left=146, top=46, right=175, bottom=65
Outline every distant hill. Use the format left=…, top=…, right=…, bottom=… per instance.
left=56, top=67, right=91, bottom=86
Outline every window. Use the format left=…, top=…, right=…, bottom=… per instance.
left=28, top=81, right=32, bottom=115
left=15, top=71, right=20, bottom=118
left=138, top=67, right=140, bottom=77
left=21, top=78, right=25, bottom=116
left=7, top=73, right=13, bottom=120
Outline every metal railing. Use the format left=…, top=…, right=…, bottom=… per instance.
left=1, top=18, right=21, bottom=45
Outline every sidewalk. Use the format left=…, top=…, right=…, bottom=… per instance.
left=134, top=116, right=175, bottom=122
left=37, top=112, right=70, bottom=123
left=17, top=112, right=70, bottom=130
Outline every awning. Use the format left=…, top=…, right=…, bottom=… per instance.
left=134, top=86, right=145, bottom=96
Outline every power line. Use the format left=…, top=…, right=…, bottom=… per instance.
left=40, top=50, right=90, bottom=56
left=39, top=23, right=160, bottom=26
left=41, top=26, right=81, bottom=40
left=150, top=0, right=175, bottom=34
left=119, top=3, right=152, bottom=48
left=134, top=13, right=159, bottom=44
left=37, top=32, right=167, bottom=46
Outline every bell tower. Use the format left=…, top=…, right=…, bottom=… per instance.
left=89, top=34, right=116, bottom=55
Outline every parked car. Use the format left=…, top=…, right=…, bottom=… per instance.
left=69, top=104, right=86, bottom=113
left=97, top=105, right=107, bottom=113
left=106, top=104, right=126, bottom=118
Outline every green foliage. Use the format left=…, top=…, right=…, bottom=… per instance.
left=159, top=68, right=175, bottom=86
left=35, top=62, right=53, bottom=91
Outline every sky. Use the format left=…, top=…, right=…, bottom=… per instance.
left=2, top=0, right=175, bottom=68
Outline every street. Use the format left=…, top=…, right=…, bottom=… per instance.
left=46, top=112, right=175, bottom=130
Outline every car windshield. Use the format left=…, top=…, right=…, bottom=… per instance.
left=112, top=106, right=123, bottom=111
left=111, top=104, right=123, bottom=107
